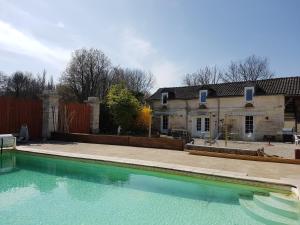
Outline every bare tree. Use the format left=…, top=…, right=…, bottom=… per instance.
left=46, top=75, right=55, bottom=90
left=125, top=68, right=155, bottom=95
left=222, top=55, right=274, bottom=82
left=183, top=66, right=222, bottom=86
left=0, top=71, right=7, bottom=95
left=61, top=48, right=111, bottom=102
left=56, top=84, right=77, bottom=102
left=110, top=67, right=154, bottom=96
left=4, top=70, right=54, bottom=98
left=6, top=71, right=32, bottom=97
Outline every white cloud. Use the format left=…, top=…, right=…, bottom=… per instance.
left=122, top=29, right=155, bottom=58
left=0, top=20, right=70, bottom=68
left=118, top=28, right=184, bottom=88
left=151, top=60, right=183, bottom=87
left=56, top=21, right=65, bottom=28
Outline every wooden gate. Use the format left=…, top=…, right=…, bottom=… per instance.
left=0, top=96, right=43, bottom=139
left=58, top=102, right=91, bottom=134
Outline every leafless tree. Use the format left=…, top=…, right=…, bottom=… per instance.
left=46, top=75, right=55, bottom=90
left=4, top=70, right=54, bottom=98
left=222, top=55, right=274, bottom=82
left=110, top=67, right=154, bottom=96
left=0, top=71, right=8, bottom=94
left=183, top=66, right=222, bottom=86
left=6, top=71, right=32, bottom=97
left=56, top=84, right=77, bottom=102
left=61, top=48, right=111, bottom=102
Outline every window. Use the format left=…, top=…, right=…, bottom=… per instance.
left=204, top=118, right=210, bottom=131
left=196, top=118, right=202, bottom=131
left=162, top=115, right=169, bottom=130
left=245, top=116, right=253, bottom=133
left=161, top=93, right=168, bottom=105
left=245, top=87, right=254, bottom=102
left=199, top=90, right=208, bottom=104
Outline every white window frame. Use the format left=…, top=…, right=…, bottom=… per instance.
left=204, top=117, right=210, bottom=132
left=244, top=87, right=254, bottom=102
left=193, top=116, right=210, bottom=137
left=245, top=115, right=254, bottom=134
left=161, top=92, right=168, bottom=105
left=199, top=90, right=208, bottom=104
left=196, top=118, right=202, bottom=131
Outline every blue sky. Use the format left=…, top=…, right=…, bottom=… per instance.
left=0, top=0, right=300, bottom=89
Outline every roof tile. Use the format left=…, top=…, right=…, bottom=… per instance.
left=149, top=76, right=300, bottom=100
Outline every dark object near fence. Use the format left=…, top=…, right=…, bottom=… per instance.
left=282, top=128, right=294, bottom=143
left=17, top=124, right=29, bottom=143
left=263, top=135, right=276, bottom=146
left=263, top=135, right=276, bottom=142
left=171, top=129, right=194, bottom=144
left=295, top=149, right=300, bottom=159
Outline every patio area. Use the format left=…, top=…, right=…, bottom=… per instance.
left=16, top=141, right=300, bottom=183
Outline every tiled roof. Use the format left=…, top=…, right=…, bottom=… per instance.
left=149, top=76, right=300, bottom=100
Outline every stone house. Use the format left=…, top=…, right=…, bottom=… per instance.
left=148, top=77, right=300, bottom=141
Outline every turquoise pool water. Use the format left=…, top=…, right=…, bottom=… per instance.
left=0, top=151, right=274, bottom=225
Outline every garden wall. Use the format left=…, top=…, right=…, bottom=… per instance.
left=185, top=144, right=259, bottom=156
left=51, top=132, right=185, bottom=150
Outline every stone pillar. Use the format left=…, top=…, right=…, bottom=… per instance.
left=85, top=97, right=100, bottom=134
left=40, top=90, right=59, bottom=139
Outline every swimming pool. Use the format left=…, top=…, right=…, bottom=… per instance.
left=0, top=151, right=299, bottom=225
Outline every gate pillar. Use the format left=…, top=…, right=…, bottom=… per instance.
left=40, top=90, right=59, bottom=139
left=85, top=97, right=100, bottom=134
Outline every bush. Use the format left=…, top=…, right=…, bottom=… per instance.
left=107, top=84, right=140, bottom=132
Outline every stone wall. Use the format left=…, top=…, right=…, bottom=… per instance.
left=152, top=100, right=188, bottom=132
left=151, top=95, right=285, bottom=141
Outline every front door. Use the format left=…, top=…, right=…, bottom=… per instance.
left=161, top=115, right=169, bottom=134
left=192, top=117, right=210, bottom=137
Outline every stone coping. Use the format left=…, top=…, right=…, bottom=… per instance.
left=15, top=146, right=300, bottom=198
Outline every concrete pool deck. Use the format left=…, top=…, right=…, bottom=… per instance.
left=16, top=141, right=300, bottom=194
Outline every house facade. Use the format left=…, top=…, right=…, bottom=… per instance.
left=148, top=77, right=300, bottom=141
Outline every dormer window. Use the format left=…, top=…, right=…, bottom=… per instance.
left=199, top=90, right=208, bottom=104
left=161, top=92, right=168, bottom=105
left=244, top=87, right=254, bottom=102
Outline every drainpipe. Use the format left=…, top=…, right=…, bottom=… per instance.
left=185, top=100, right=189, bottom=132
left=217, top=97, right=220, bottom=134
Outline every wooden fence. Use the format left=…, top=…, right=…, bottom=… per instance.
left=58, top=102, right=91, bottom=134
left=0, top=96, right=43, bottom=139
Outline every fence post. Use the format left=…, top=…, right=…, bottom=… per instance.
left=40, top=90, right=59, bottom=139
left=85, top=97, right=100, bottom=134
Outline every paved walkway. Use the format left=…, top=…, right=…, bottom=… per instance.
left=18, top=141, right=300, bottom=182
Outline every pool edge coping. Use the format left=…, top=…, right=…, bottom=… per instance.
left=15, top=146, right=300, bottom=199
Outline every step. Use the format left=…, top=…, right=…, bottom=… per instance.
left=254, top=194, right=300, bottom=220
left=239, top=197, right=299, bottom=225
left=270, top=193, right=300, bottom=208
